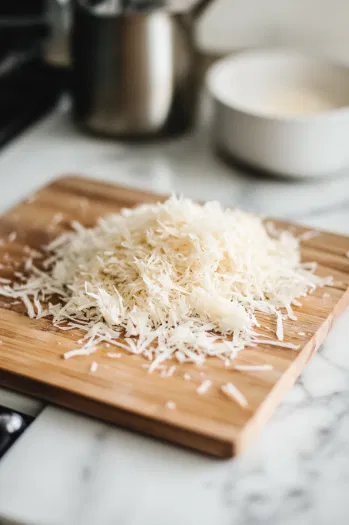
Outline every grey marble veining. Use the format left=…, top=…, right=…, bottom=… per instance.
left=0, top=102, right=349, bottom=525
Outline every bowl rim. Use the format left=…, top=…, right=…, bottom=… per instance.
left=206, top=47, right=349, bottom=123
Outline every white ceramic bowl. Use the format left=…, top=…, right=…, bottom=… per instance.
left=207, top=49, right=349, bottom=178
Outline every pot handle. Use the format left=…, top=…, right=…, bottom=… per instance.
left=191, top=0, right=215, bottom=20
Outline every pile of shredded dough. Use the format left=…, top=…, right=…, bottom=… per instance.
left=0, top=196, right=330, bottom=370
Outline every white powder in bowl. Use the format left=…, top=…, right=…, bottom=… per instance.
left=261, top=88, right=342, bottom=117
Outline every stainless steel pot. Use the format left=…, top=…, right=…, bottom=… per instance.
left=71, top=0, right=216, bottom=138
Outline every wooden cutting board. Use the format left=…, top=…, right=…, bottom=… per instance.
left=0, top=175, right=349, bottom=458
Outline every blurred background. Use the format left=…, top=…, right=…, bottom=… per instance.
left=3, top=0, right=349, bottom=149
left=199, top=0, right=349, bottom=64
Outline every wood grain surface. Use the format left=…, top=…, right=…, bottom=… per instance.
left=0, top=175, right=349, bottom=457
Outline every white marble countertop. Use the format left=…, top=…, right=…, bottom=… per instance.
left=1, top=101, right=349, bottom=525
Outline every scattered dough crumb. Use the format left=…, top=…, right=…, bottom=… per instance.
left=8, top=232, right=17, bottom=242
left=196, top=379, right=212, bottom=395
left=90, top=361, right=98, bottom=373
left=299, top=230, right=319, bottom=241
left=221, top=382, right=248, bottom=408
left=167, top=365, right=176, bottom=377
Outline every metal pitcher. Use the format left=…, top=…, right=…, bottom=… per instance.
left=70, top=0, right=216, bottom=138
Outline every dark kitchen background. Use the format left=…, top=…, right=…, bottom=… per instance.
left=0, top=0, right=55, bottom=455
left=0, top=0, right=66, bottom=148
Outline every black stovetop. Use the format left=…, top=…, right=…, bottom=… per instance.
left=0, top=58, right=66, bottom=148
left=0, top=0, right=67, bottom=148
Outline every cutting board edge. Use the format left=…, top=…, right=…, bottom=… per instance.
left=49, top=175, right=349, bottom=243
left=237, top=283, right=349, bottom=454
left=52, top=174, right=349, bottom=243
left=0, top=369, right=235, bottom=458
left=49, top=174, right=169, bottom=204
